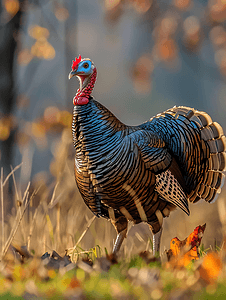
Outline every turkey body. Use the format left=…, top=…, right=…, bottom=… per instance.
left=69, top=56, right=226, bottom=254
left=72, top=97, right=226, bottom=235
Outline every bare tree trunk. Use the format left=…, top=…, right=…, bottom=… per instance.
left=0, top=1, right=23, bottom=178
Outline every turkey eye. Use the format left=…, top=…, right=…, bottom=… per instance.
left=83, top=63, right=89, bottom=68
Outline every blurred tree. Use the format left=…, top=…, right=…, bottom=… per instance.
left=0, top=0, right=76, bottom=189
left=0, top=0, right=24, bottom=177
left=103, top=0, right=226, bottom=92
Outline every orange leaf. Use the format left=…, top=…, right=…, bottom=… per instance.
left=166, top=224, right=206, bottom=267
left=186, top=223, right=206, bottom=249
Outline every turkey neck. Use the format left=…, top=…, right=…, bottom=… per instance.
left=73, top=68, right=97, bottom=105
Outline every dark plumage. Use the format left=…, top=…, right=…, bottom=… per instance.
left=69, top=56, right=226, bottom=255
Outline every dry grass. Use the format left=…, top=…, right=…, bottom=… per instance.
left=1, top=127, right=226, bottom=260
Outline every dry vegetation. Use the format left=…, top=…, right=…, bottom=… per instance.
left=0, top=125, right=226, bottom=299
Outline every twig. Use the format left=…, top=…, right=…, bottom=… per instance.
left=43, top=230, right=46, bottom=254
left=10, top=163, right=24, bottom=241
left=18, top=179, right=37, bottom=244
left=1, top=168, right=4, bottom=254
left=56, top=204, right=61, bottom=248
left=1, top=163, right=23, bottom=253
left=26, top=185, right=42, bottom=251
left=48, top=192, right=63, bottom=209
left=10, top=165, right=21, bottom=205
left=73, top=215, right=96, bottom=250
left=27, top=204, right=39, bottom=251
left=48, top=181, right=60, bottom=208
left=145, top=239, right=150, bottom=252
left=3, top=163, right=23, bottom=187
left=0, top=182, right=31, bottom=261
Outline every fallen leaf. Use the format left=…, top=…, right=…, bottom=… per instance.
left=166, top=224, right=206, bottom=267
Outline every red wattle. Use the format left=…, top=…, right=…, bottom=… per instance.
left=77, top=97, right=89, bottom=105
left=73, top=96, right=89, bottom=105
left=73, top=68, right=97, bottom=106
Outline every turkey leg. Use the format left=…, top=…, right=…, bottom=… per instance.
left=153, top=227, right=163, bottom=256
left=112, top=228, right=127, bottom=254
left=112, top=216, right=128, bottom=255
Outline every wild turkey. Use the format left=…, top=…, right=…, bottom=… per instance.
left=68, top=55, right=226, bottom=255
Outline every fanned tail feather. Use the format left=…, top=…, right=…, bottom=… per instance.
left=145, top=106, right=226, bottom=205
left=173, top=106, right=226, bottom=203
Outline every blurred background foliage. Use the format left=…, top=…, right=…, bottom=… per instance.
left=0, top=0, right=226, bottom=255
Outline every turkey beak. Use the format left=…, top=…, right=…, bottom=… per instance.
left=68, top=70, right=77, bottom=79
